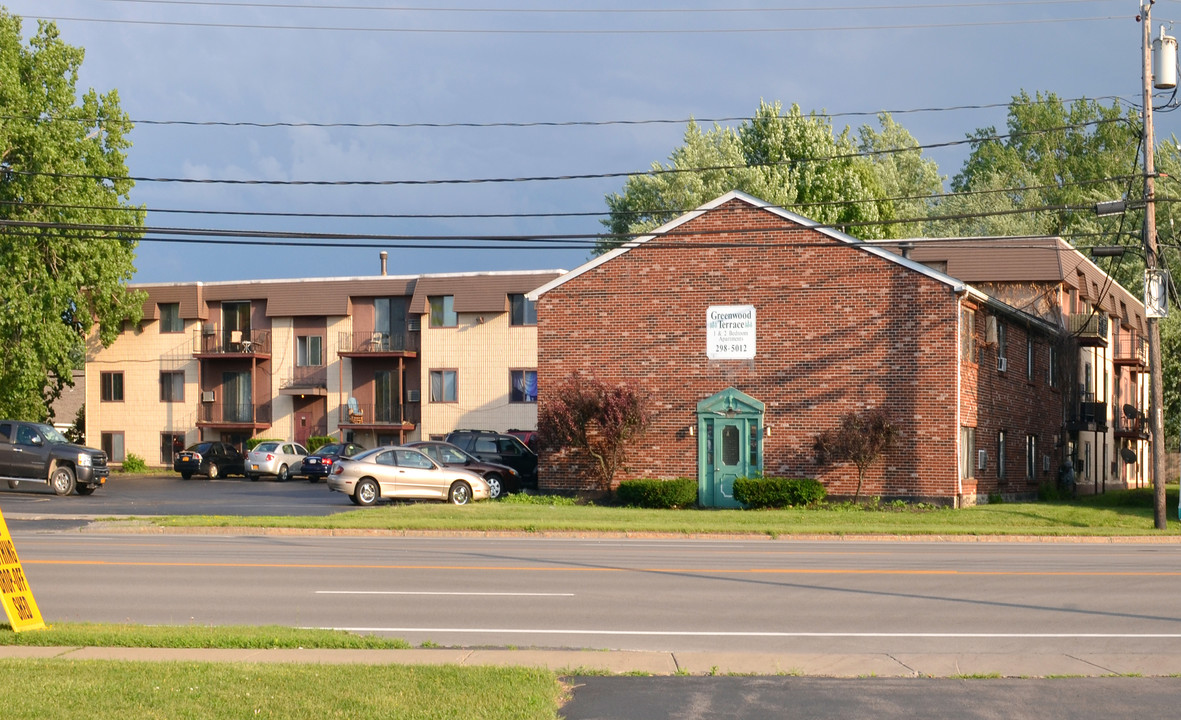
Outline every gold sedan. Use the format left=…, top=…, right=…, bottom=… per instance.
left=328, top=446, right=490, bottom=506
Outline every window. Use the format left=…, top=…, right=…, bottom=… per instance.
left=429, top=295, right=457, bottom=328
left=996, top=321, right=1006, bottom=369
left=159, top=302, right=183, bottom=333
left=510, top=370, right=537, bottom=403
left=1026, top=434, right=1037, bottom=480
left=430, top=369, right=457, bottom=402
left=297, top=335, right=323, bottom=366
left=1048, top=345, right=1058, bottom=388
left=959, top=426, right=976, bottom=480
left=222, top=301, right=251, bottom=348
left=960, top=307, right=975, bottom=362
left=510, top=294, right=537, bottom=326
left=101, top=372, right=124, bottom=402
left=1024, top=337, right=1034, bottom=381
left=101, top=432, right=125, bottom=463
left=375, top=370, right=396, bottom=422
left=160, top=371, right=184, bottom=402
left=997, top=430, right=1007, bottom=480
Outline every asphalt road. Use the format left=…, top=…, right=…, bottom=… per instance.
left=8, top=531, right=1181, bottom=657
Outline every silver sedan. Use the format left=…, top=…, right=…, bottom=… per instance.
left=245, top=441, right=309, bottom=482
left=328, top=446, right=490, bottom=506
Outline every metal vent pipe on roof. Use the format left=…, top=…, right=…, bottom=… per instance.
left=380, top=251, right=388, bottom=276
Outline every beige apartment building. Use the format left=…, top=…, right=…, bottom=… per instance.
left=85, top=269, right=563, bottom=466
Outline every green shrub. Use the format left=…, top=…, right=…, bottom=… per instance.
left=733, top=476, right=826, bottom=509
left=121, top=453, right=147, bottom=473
left=306, top=436, right=334, bottom=453
left=615, top=477, right=697, bottom=509
left=498, top=492, right=578, bottom=506
left=247, top=437, right=283, bottom=451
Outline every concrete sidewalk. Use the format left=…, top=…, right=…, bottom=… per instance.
left=3, top=646, right=1181, bottom=677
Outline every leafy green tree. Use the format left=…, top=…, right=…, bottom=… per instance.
left=0, top=11, right=144, bottom=420
left=601, top=100, right=943, bottom=253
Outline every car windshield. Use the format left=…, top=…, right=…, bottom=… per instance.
left=316, top=444, right=344, bottom=455
left=438, top=445, right=472, bottom=464
left=349, top=448, right=384, bottom=462
left=36, top=424, right=69, bottom=444
left=255, top=442, right=280, bottom=452
left=188, top=442, right=214, bottom=454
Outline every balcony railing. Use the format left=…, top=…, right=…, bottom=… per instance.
left=340, top=401, right=421, bottom=426
left=337, top=331, right=419, bottom=355
left=1070, top=400, right=1108, bottom=432
left=1113, top=332, right=1148, bottom=366
left=194, top=329, right=272, bottom=356
left=197, top=402, right=273, bottom=425
left=281, top=365, right=328, bottom=390
left=1067, top=313, right=1109, bottom=347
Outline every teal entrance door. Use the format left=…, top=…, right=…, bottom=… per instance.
left=697, top=388, right=764, bottom=508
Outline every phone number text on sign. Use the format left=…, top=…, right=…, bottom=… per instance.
left=707, top=305, right=756, bottom=360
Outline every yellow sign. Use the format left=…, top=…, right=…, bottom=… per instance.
left=0, top=507, right=46, bottom=632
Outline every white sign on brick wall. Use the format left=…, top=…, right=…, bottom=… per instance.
left=707, top=305, right=756, bottom=359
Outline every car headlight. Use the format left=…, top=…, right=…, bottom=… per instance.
left=77, top=453, right=92, bottom=467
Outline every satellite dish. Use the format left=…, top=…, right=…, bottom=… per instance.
left=1120, top=447, right=1138, bottom=464
left=1123, top=404, right=1138, bottom=420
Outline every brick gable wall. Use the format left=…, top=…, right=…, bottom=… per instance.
left=536, top=199, right=1064, bottom=503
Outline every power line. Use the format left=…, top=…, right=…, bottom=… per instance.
left=3, top=116, right=1134, bottom=188
left=84, top=0, right=1128, bottom=14
left=0, top=96, right=1131, bottom=129
left=28, top=13, right=1126, bottom=34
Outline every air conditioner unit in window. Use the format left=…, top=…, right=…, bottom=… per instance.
left=405, top=389, right=421, bottom=403
left=202, top=324, right=216, bottom=336
left=997, top=356, right=1008, bottom=373
left=976, top=449, right=987, bottom=470
left=407, top=318, right=421, bottom=332
left=201, top=391, right=215, bottom=403
left=1043, top=455, right=1051, bottom=473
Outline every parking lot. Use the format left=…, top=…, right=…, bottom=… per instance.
left=0, top=472, right=356, bottom=518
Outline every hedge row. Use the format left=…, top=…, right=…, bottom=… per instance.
left=616, top=477, right=698, bottom=509
left=733, top=477, right=827, bottom=508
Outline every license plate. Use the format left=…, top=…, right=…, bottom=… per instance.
left=251, top=464, right=259, bottom=470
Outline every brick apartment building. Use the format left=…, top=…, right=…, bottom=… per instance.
left=529, top=191, right=1149, bottom=505
left=86, top=269, right=562, bottom=466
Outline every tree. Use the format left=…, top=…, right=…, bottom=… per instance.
left=600, top=100, right=943, bottom=254
left=813, top=409, right=898, bottom=503
left=537, top=375, right=653, bottom=492
left=0, top=11, right=145, bottom=420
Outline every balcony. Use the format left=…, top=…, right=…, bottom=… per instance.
left=196, top=402, right=272, bottom=430
left=1067, top=313, right=1109, bottom=347
left=1068, top=400, right=1108, bottom=433
left=1114, top=404, right=1150, bottom=439
left=280, top=365, right=328, bottom=395
left=337, top=331, right=419, bottom=357
left=194, top=329, right=272, bottom=358
left=1113, top=332, right=1148, bottom=368
left=339, top=401, right=421, bottom=429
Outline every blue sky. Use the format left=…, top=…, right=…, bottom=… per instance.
left=7, top=0, right=1178, bottom=283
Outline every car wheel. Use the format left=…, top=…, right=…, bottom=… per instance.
left=308, top=475, right=319, bottom=483
left=277, top=464, right=290, bottom=482
left=354, top=478, right=379, bottom=507
left=448, top=481, right=472, bottom=505
left=484, top=474, right=503, bottom=500
left=50, top=466, right=76, bottom=496
left=207, top=463, right=220, bottom=480
left=180, top=472, right=192, bottom=480
left=76, top=485, right=98, bottom=496
left=246, top=473, right=258, bottom=482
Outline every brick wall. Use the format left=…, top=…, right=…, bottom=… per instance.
left=537, top=199, right=985, bottom=501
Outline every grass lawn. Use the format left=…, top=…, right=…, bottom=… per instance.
left=0, top=659, right=563, bottom=720
left=144, top=485, right=1181, bottom=537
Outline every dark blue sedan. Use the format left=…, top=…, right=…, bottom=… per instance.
left=302, top=442, right=366, bottom=483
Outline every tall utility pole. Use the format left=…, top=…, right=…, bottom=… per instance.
left=1140, top=1, right=1167, bottom=529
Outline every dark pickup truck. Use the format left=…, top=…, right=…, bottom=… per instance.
left=0, top=421, right=109, bottom=495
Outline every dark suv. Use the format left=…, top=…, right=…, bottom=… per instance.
left=444, top=429, right=538, bottom=487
